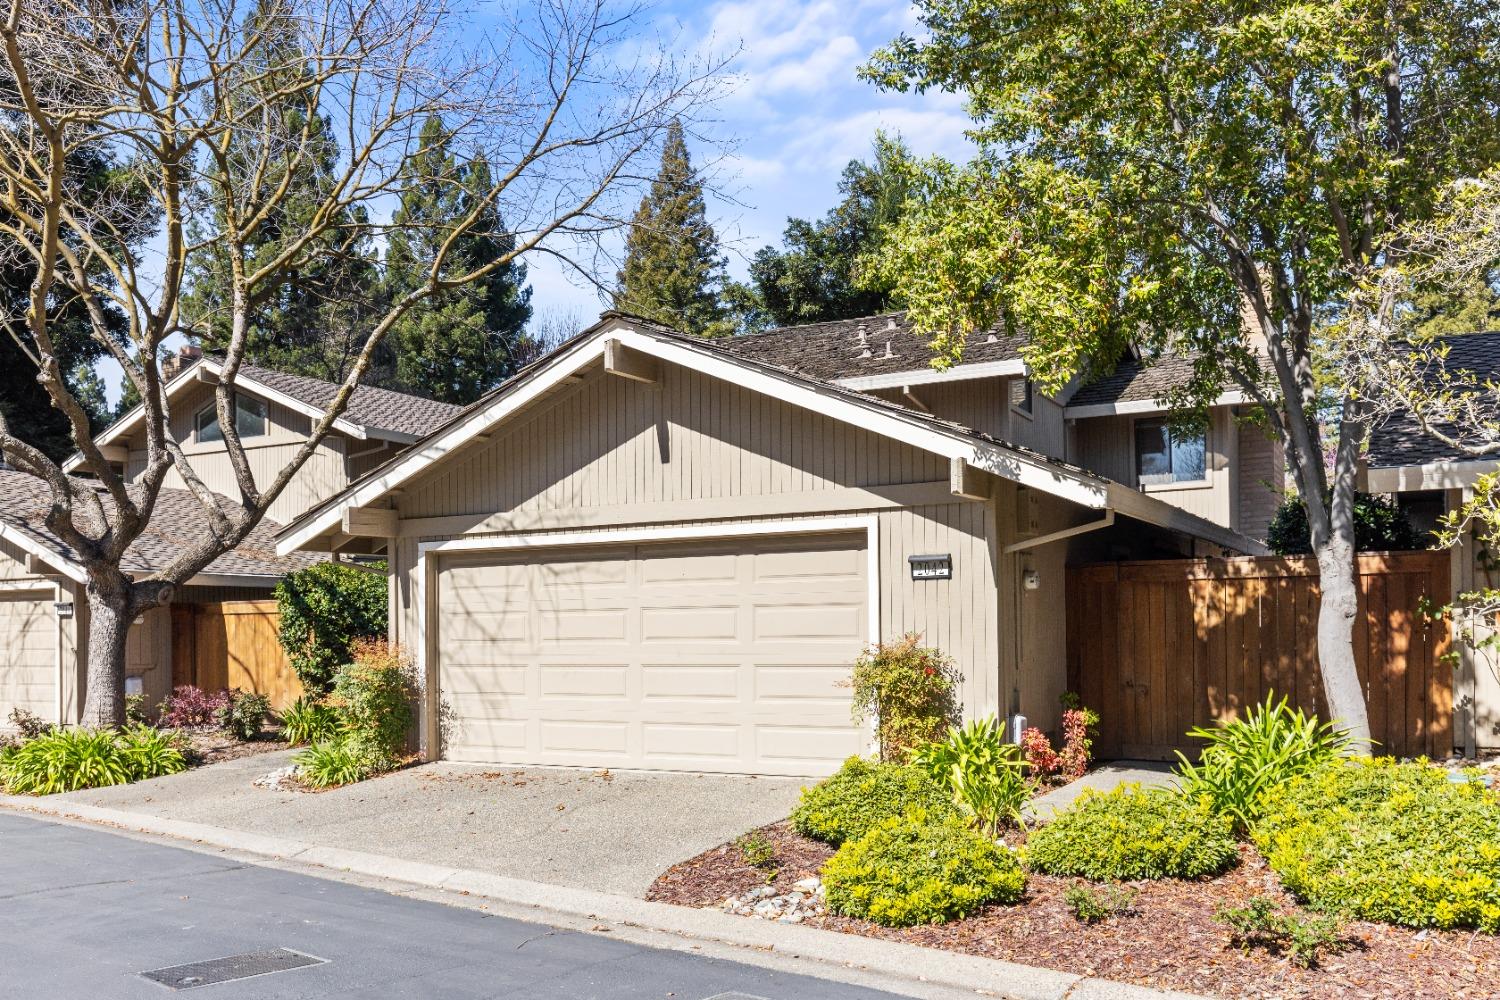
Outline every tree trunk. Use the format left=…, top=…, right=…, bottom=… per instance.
left=1313, top=538, right=1373, bottom=748
left=81, top=589, right=132, bottom=729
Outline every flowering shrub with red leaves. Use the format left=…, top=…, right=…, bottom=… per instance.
left=158, top=685, right=231, bottom=729
left=1021, top=698, right=1100, bottom=784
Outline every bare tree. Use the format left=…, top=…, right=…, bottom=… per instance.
left=0, top=0, right=723, bottom=726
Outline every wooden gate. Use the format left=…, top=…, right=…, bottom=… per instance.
left=1066, top=551, right=1452, bottom=760
left=171, top=601, right=303, bottom=710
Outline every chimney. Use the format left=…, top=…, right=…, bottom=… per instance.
left=161, top=344, right=203, bottom=381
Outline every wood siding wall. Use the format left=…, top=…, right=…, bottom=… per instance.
left=1067, top=551, right=1454, bottom=760
left=1073, top=408, right=1235, bottom=526
left=1235, top=420, right=1284, bottom=541
left=171, top=601, right=302, bottom=709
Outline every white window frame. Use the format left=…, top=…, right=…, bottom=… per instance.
left=1131, top=416, right=1210, bottom=490
left=195, top=395, right=268, bottom=444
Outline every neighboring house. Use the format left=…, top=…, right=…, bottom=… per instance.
left=1362, top=329, right=1500, bottom=755
left=277, top=311, right=1269, bottom=778
left=0, top=350, right=462, bottom=725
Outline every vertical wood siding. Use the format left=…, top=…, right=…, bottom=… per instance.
left=1235, top=420, right=1284, bottom=540
left=1073, top=409, right=1234, bottom=525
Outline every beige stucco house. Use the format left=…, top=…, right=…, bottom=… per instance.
left=0, top=352, right=461, bottom=726
left=278, top=312, right=1277, bottom=777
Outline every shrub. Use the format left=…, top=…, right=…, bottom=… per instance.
left=1, top=726, right=186, bottom=794
left=790, top=756, right=956, bottom=846
left=911, top=716, right=1030, bottom=834
left=1023, top=785, right=1238, bottom=881
left=822, top=809, right=1026, bottom=926
left=276, top=561, right=388, bottom=691
left=1267, top=492, right=1421, bottom=556
left=217, top=691, right=271, bottom=741
left=1021, top=697, right=1099, bottom=784
left=280, top=695, right=341, bottom=746
left=124, top=693, right=151, bottom=726
left=295, top=739, right=373, bottom=788
left=736, top=830, right=778, bottom=882
left=328, top=640, right=416, bottom=770
left=1175, top=693, right=1361, bottom=834
left=1253, top=759, right=1500, bottom=932
left=1063, top=882, right=1137, bottom=924
left=1216, top=896, right=1347, bottom=968
left=848, top=634, right=959, bottom=761
left=158, top=685, right=230, bottom=729
left=8, top=707, right=50, bottom=739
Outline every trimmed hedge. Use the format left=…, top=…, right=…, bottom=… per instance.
left=276, top=562, right=388, bottom=691
left=1253, top=759, right=1500, bottom=932
left=822, top=809, right=1026, bottom=926
left=790, top=756, right=956, bottom=846
left=1023, top=785, right=1238, bottom=881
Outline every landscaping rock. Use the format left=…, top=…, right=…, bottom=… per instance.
left=720, top=877, right=827, bottom=922
left=252, top=765, right=301, bottom=791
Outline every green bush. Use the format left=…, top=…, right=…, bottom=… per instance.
left=790, top=756, right=956, bottom=846
left=295, top=738, right=373, bottom=788
left=912, top=716, right=1030, bottom=834
left=217, top=691, right=271, bottom=741
left=1216, top=895, right=1347, bottom=969
left=1063, top=882, right=1136, bottom=924
left=1, top=726, right=187, bottom=794
left=329, top=640, right=416, bottom=770
left=1253, top=759, right=1500, bottom=932
left=1175, top=693, right=1361, bottom=834
left=1267, top=492, right=1421, bottom=555
left=276, top=562, right=388, bottom=691
left=1023, top=785, right=1238, bottom=881
left=822, top=808, right=1026, bottom=926
left=849, top=634, right=960, bottom=761
left=280, top=695, right=341, bottom=746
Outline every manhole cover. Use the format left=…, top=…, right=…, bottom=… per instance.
left=140, top=948, right=326, bottom=990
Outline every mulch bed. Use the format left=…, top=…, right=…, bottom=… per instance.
left=647, top=823, right=1499, bottom=1000
left=182, top=729, right=289, bottom=766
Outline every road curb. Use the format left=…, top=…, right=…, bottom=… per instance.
left=2, top=796, right=1206, bottom=1000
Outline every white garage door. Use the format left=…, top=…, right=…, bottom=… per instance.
left=436, top=533, right=870, bottom=775
left=0, top=591, right=56, bottom=724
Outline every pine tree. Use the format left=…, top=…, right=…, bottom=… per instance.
left=382, top=118, right=533, bottom=404
left=615, top=120, right=729, bottom=337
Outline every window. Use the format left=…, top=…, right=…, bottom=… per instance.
left=1134, top=418, right=1206, bottom=486
left=1010, top=377, right=1033, bottom=416
left=195, top=396, right=268, bottom=443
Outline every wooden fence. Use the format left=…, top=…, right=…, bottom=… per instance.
left=1066, top=550, right=1452, bottom=760
left=171, top=601, right=303, bottom=710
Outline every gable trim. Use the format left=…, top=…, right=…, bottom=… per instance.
left=834, top=358, right=1026, bottom=392
left=1064, top=390, right=1248, bottom=420
left=0, top=521, right=88, bottom=584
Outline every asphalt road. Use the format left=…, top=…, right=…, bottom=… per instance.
left=0, top=812, right=912, bottom=1000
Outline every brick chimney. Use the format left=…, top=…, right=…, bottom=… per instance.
left=161, top=344, right=203, bottom=381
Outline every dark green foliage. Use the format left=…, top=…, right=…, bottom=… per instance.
left=790, top=756, right=957, bottom=846
left=382, top=117, right=533, bottom=404
left=822, top=809, right=1026, bottom=926
left=217, top=691, right=271, bottom=741
left=615, top=120, right=729, bottom=337
left=275, top=562, right=388, bottom=691
left=280, top=695, right=341, bottom=746
left=735, top=830, right=778, bottom=882
left=0, top=726, right=187, bottom=794
left=1216, top=896, right=1348, bottom=968
left=1253, top=759, right=1500, bottom=932
left=1267, top=493, right=1422, bottom=555
left=1023, top=785, right=1238, bottom=881
left=1063, top=882, right=1136, bottom=924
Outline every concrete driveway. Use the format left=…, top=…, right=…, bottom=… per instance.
left=51, top=751, right=807, bottom=895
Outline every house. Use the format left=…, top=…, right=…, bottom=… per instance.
left=277, top=311, right=1277, bottom=777
left=0, top=350, right=462, bottom=725
left=1362, top=329, right=1500, bottom=757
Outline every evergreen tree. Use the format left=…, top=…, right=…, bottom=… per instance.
left=382, top=117, right=533, bottom=403
left=1411, top=271, right=1500, bottom=338
left=181, top=0, right=378, bottom=382
left=737, top=133, right=914, bottom=331
left=615, top=120, right=729, bottom=337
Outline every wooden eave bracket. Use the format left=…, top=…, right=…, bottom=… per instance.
left=950, top=456, right=992, bottom=501
left=342, top=506, right=399, bottom=539
left=604, top=338, right=660, bottom=384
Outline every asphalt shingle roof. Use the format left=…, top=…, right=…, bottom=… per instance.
left=0, top=470, right=322, bottom=580
left=1367, top=331, right=1500, bottom=469
left=228, top=361, right=464, bottom=439
left=1067, top=355, right=1202, bottom=408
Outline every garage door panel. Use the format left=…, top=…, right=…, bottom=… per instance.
left=438, top=533, right=867, bottom=775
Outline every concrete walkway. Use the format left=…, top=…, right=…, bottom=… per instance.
left=47, top=750, right=806, bottom=895
left=1027, top=761, right=1177, bottom=820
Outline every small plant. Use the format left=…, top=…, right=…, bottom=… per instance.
left=115, top=725, right=189, bottom=780
left=735, top=830, right=778, bottom=882
left=1023, top=785, right=1238, bottom=881
left=295, top=738, right=372, bottom=788
left=276, top=561, right=388, bottom=692
left=1175, top=693, right=1361, bottom=834
left=790, top=756, right=956, bottom=846
left=158, top=685, right=231, bottom=729
left=1020, top=696, right=1099, bottom=784
left=848, top=634, right=960, bottom=762
left=8, top=707, right=50, bottom=739
left=328, top=640, right=417, bottom=770
left=911, top=716, right=1030, bottom=835
left=1216, top=896, right=1347, bottom=968
left=217, top=690, right=271, bottom=741
left=822, top=808, right=1026, bottom=926
left=1, top=726, right=186, bottom=794
left=124, top=693, right=151, bottom=726
left=280, top=695, right=341, bottom=746
left=1063, top=882, right=1137, bottom=924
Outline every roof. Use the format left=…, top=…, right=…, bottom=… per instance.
left=229, top=361, right=464, bottom=441
left=1367, top=331, right=1500, bottom=469
left=0, top=470, right=322, bottom=584
left=276, top=311, right=1266, bottom=557
left=1068, top=355, right=1201, bottom=408
left=723, top=311, right=1029, bottom=386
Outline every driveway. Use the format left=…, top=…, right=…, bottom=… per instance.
left=50, top=751, right=807, bottom=895
left=0, top=812, right=912, bottom=999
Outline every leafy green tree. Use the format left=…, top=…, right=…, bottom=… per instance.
left=1410, top=274, right=1500, bottom=339
left=275, top=562, right=388, bottom=692
left=615, top=120, right=729, bottom=337
left=863, top=0, right=1500, bottom=744
left=1268, top=494, right=1422, bottom=556
left=382, top=117, right=533, bottom=404
left=738, top=132, right=915, bottom=331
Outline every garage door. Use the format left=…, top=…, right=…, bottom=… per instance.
left=0, top=591, right=56, bottom=724
left=436, top=533, right=870, bottom=775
